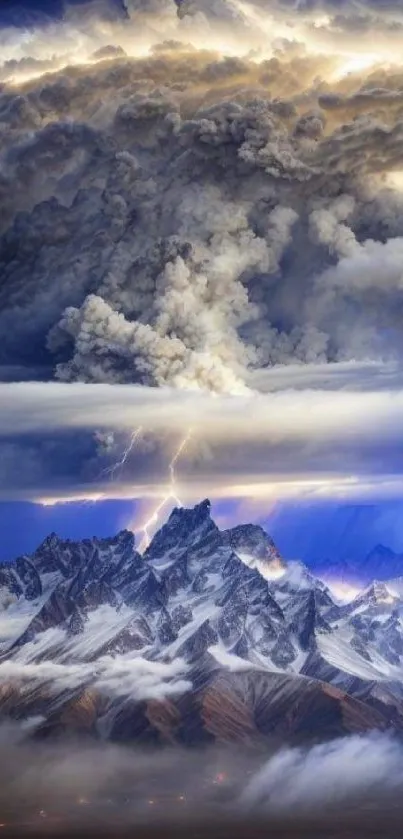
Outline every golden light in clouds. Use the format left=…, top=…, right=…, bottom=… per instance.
left=259, top=557, right=287, bottom=581
left=1, top=2, right=398, bottom=89
left=332, top=53, right=387, bottom=80
left=385, top=171, right=403, bottom=192
left=35, top=474, right=396, bottom=508
left=3, top=3, right=403, bottom=511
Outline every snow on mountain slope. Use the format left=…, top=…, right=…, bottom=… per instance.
left=385, top=577, right=403, bottom=599
left=317, top=625, right=403, bottom=682
left=0, top=568, right=64, bottom=653
left=1, top=500, right=403, bottom=741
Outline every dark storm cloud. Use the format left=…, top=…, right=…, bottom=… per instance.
left=2, top=376, right=403, bottom=501
left=1, top=0, right=403, bottom=497
left=0, top=428, right=101, bottom=497
left=0, top=0, right=129, bottom=28
left=1, top=40, right=403, bottom=391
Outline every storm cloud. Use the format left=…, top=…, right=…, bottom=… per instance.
left=2, top=0, right=403, bottom=498
left=1, top=1, right=403, bottom=386
left=2, top=372, right=403, bottom=503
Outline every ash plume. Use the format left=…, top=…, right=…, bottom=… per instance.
left=1, top=0, right=403, bottom=395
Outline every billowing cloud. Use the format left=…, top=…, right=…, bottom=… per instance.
left=1, top=0, right=403, bottom=501
left=1, top=0, right=403, bottom=391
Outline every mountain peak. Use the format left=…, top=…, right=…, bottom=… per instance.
left=5, top=497, right=403, bottom=746
left=366, top=544, right=396, bottom=560
left=40, top=531, right=61, bottom=547
left=224, top=522, right=283, bottom=563
left=168, top=498, right=211, bottom=523
left=101, top=529, right=136, bottom=548
left=144, top=499, right=216, bottom=560
left=367, top=581, right=398, bottom=603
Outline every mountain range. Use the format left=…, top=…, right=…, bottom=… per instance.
left=266, top=502, right=403, bottom=581
left=316, top=545, right=403, bottom=586
left=1, top=499, right=403, bottom=746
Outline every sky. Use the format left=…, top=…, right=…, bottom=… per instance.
left=0, top=0, right=129, bottom=25
left=2, top=0, right=403, bottom=570
left=3, top=496, right=403, bottom=574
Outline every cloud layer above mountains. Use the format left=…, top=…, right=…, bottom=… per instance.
left=3, top=372, right=403, bottom=503
left=2, top=0, right=403, bottom=500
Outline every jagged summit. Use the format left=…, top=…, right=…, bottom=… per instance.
left=169, top=498, right=212, bottom=522
left=356, top=580, right=399, bottom=608
left=166, top=498, right=212, bottom=529
left=144, top=499, right=217, bottom=560
left=223, top=522, right=285, bottom=566
left=97, top=529, right=136, bottom=548
left=38, top=531, right=61, bottom=548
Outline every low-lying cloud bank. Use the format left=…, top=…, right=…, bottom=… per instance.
left=0, top=727, right=402, bottom=828
left=242, top=733, right=403, bottom=814
left=0, top=651, right=190, bottom=705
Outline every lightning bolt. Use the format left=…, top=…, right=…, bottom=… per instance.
left=136, top=429, right=193, bottom=553
left=102, top=427, right=143, bottom=480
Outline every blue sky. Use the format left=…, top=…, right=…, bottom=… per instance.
left=0, top=497, right=238, bottom=561
left=0, top=499, right=134, bottom=561
left=3, top=497, right=403, bottom=571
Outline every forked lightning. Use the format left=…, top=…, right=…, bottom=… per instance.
left=137, top=429, right=193, bottom=552
left=102, top=427, right=143, bottom=480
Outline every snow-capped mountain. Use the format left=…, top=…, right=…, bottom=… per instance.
left=1, top=500, right=403, bottom=744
